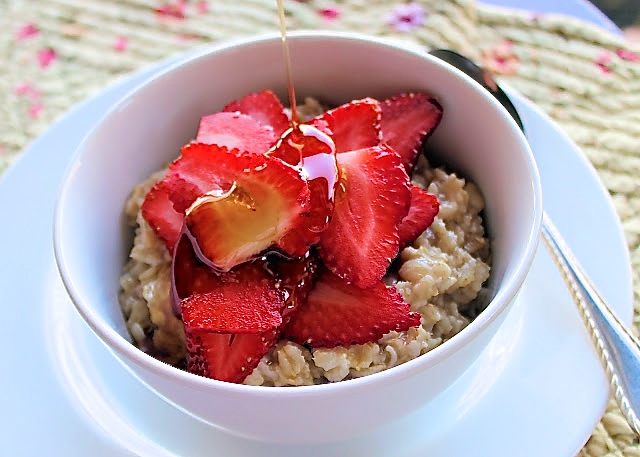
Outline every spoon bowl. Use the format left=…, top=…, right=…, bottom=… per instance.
left=428, top=48, right=640, bottom=436
left=428, top=49, right=524, bottom=132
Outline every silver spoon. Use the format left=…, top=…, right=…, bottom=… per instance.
left=429, top=49, right=640, bottom=436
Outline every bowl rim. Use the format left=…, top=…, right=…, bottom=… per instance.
left=53, top=30, right=543, bottom=397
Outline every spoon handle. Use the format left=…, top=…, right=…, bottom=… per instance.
left=541, top=212, right=640, bottom=435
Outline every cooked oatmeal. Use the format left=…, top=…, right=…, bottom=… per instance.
left=118, top=151, right=491, bottom=384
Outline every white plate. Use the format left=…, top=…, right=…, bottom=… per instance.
left=0, top=56, right=633, bottom=457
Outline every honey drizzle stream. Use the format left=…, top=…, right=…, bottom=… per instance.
left=276, top=0, right=298, bottom=126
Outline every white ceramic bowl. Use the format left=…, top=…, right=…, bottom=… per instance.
left=54, top=31, right=542, bottom=444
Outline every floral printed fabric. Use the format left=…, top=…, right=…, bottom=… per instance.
left=0, top=0, right=479, bottom=173
left=1, top=1, right=640, bottom=454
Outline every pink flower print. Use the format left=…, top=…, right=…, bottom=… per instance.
left=595, top=51, right=612, bottom=75
left=28, top=103, right=44, bottom=119
left=480, top=41, right=520, bottom=76
left=37, top=47, right=56, bottom=68
left=14, top=82, right=41, bottom=101
left=13, top=82, right=43, bottom=119
left=114, top=36, right=129, bottom=52
left=155, top=0, right=187, bottom=20
left=15, top=23, right=40, bottom=41
left=616, top=48, right=640, bottom=62
left=195, top=1, right=209, bottom=14
left=385, top=3, right=425, bottom=32
left=319, top=7, right=340, bottom=21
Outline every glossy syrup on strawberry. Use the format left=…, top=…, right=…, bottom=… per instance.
left=298, top=124, right=339, bottom=203
left=269, top=125, right=338, bottom=234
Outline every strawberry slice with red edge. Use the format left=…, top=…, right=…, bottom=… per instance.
left=171, top=233, right=289, bottom=313
left=196, top=111, right=277, bottom=154
left=174, top=238, right=320, bottom=382
left=171, top=233, right=225, bottom=314
left=223, top=90, right=290, bottom=138
left=181, top=261, right=285, bottom=383
left=140, top=180, right=184, bottom=252
left=397, top=185, right=440, bottom=246
left=283, top=269, right=421, bottom=348
left=308, top=98, right=382, bottom=153
left=182, top=268, right=283, bottom=333
left=163, top=143, right=314, bottom=271
left=186, top=331, right=279, bottom=384
left=172, top=234, right=211, bottom=304
left=380, top=93, right=443, bottom=173
left=317, top=143, right=411, bottom=288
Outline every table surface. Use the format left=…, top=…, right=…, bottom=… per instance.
left=1, top=1, right=639, bottom=456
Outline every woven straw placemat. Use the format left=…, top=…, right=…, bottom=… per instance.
left=1, top=0, right=639, bottom=454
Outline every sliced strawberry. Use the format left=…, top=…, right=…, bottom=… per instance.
left=171, top=234, right=269, bottom=300
left=308, top=98, right=381, bottom=153
left=182, top=277, right=283, bottom=334
left=164, top=143, right=307, bottom=212
left=186, top=331, right=278, bottom=383
left=172, top=234, right=214, bottom=305
left=171, top=233, right=283, bottom=312
left=181, top=264, right=285, bottom=383
left=397, top=185, right=440, bottom=246
left=283, top=269, right=421, bottom=348
left=268, top=124, right=338, bottom=235
left=196, top=111, right=277, bottom=154
left=140, top=180, right=184, bottom=251
left=380, top=93, right=443, bottom=173
left=223, top=90, right=290, bottom=137
left=162, top=143, right=313, bottom=271
left=317, top=144, right=411, bottom=288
